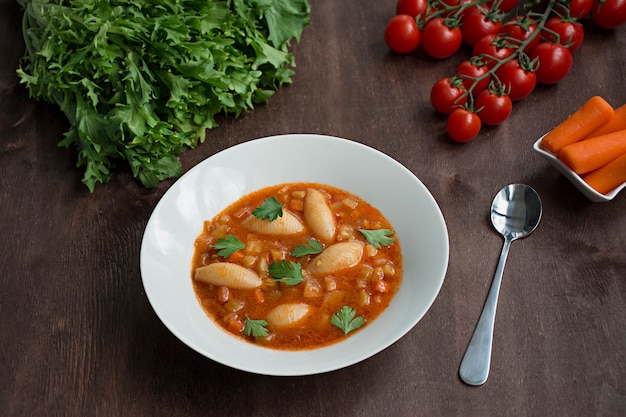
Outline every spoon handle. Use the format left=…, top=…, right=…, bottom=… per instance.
left=459, top=236, right=512, bottom=386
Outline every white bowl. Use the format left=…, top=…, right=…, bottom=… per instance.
left=533, top=136, right=626, bottom=203
left=140, top=134, right=449, bottom=376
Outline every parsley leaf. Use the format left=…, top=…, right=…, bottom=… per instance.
left=252, top=197, right=285, bottom=221
left=243, top=317, right=269, bottom=337
left=331, top=306, right=365, bottom=336
left=358, top=228, right=396, bottom=249
left=268, top=260, right=304, bottom=285
left=212, top=234, right=245, bottom=258
left=290, top=239, right=324, bottom=257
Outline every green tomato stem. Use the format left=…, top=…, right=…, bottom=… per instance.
left=463, top=0, right=558, bottom=106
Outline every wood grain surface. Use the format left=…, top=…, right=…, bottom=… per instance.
left=1, top=1, right=625, bottom=416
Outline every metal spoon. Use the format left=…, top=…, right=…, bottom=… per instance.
left=459, top=184, right=542, bottom=386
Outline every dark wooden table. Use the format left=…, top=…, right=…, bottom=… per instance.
left=2, top=1, right=625, bottom=416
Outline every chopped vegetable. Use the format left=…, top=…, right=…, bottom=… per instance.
left=212, top=234, right=245, bottom=258
left=358, top=228, right=395, bottom=248
left=583, top=152, right=626, bottom=194
left=559, top=129, right=626, bottom=174
left=252, top=197, right=285, bottom=221
left=331, top=306, right=365, bottom=336
left=541, top=96, right=615, bottom=154
left=290, top=239, right=323, bottom=257
left=584, top=104, right=626, bottom=139
left=268, top=260, right=303, bottom=285
left=243, top=317, right=269, bottom=337
left=16, top=0, right=311, bottom=191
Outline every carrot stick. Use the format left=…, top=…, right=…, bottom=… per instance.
left=541, top=96, right=614, bottom=154
left=559, top=129, right=626, bottom=174
left=583, top=152, right=626, bottom=194
left=584, top=103, right=626, bottom=139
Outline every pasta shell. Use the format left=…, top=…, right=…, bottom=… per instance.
left=304, top=188, right=336, bottom=241
left=194, top=262, right=262, bottom=289
left=307, top=241, right=364, bottom=275
left=266, top=303, right=311, bottom=328
left=241, top=211, right=305, bottom=235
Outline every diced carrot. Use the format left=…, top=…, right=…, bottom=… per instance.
left=583, top=153, right=626, bottom=195
left=228, top=319, right=244, bottom=334
left=541, top=96, right=614, bottom=154
left=374, top=280, right=388, bottom=293
left=559, top=129, right=626, bottom=174
left=584, top=103, right=626, bottom=139
left=289, top=199, right=304, bottom=212
left=253, top=288, right=265, bottom=303
left=227, top=250, right=244, bottom=263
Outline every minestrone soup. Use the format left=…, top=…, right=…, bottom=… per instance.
left=191, top=183, right=402, bottom=350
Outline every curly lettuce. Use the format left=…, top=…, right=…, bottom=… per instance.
left=16, top=0, right=310, bottom=191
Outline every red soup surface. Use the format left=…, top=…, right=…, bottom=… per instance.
left=191, top=182, right=402, bottom=350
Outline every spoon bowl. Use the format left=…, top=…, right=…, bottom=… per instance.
left=491, top=184, right=542, bottom=240
left=459, top=184, right=542, bottom=386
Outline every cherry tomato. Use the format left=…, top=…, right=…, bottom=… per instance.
left=430, top=77, right=468, bottom=115
left=591, top=0, right=626, bottom=29
left=494, top=59, right=537, bottom=101
left=396, top=0, right=428, bottom=17
left=500, top=17, right=540, bottom=53
left=475, top=89, right=513, bottom=126
left=472, top=34, right=515, bottom=68
left=542, top=17, right=584, bottom=52
left=462, top=7, right=502, bottom=47
left=447, top=108, right=481, bottom=142
left=421, top=18, right=463, bottom=59
left=555, top=0, right=593, bottom=19
left=455, top=58, right=491, bottom=94
left=529, top=42, right=573, bottom=84
left=384, top=15, right=421, bottom=54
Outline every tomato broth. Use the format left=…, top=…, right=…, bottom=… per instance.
left=191, top=183, right=402, bottom=350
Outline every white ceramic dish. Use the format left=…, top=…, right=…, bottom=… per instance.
left=533, top=136, right=625, bottom=203
left=140, top=134, right=449, bottom=376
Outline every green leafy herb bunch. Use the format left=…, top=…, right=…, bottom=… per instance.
left=17, top=0, right=310, bottom=191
